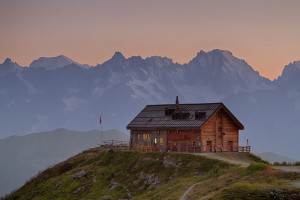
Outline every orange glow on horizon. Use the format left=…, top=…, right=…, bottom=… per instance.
left=1, top=0, right=300, bottom=80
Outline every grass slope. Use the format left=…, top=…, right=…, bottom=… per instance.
left=0, top=128, right=129, bottom=197
left=3, top=149, right=300, bottom=200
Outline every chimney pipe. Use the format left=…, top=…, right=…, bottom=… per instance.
left=176, top=96, right=179, bottom=110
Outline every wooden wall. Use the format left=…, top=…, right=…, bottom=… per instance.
left=201, top=109, right=239, bottom=152
left=167, top=130, right=201, bottom=152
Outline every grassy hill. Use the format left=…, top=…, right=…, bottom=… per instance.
left=0, top=129, right=129, bottom=197
left=3, top=149, right=300, bottom=200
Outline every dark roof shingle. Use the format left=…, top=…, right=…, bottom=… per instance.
left=127, top=103, right=243, bottom=130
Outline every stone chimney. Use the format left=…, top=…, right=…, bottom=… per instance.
left=175, top=96, right=179, bottom=110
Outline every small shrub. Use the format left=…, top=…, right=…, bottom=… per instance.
left=206, top=166, right=224, bottom=178
left=295, top=162, right=300, bottom=166
left=266, top=176, right=276, bottom=184
left=243, top=162, right=268, bottom=175
left=273, top=162, right=280, bottom=166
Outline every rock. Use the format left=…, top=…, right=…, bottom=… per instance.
left=85, top=153, right=94, bottom=159
left=102, top=195, right=114, bottom=200
left=163, top=156, right=178, bottom=167
left=133, top=179, right=138, bottom=185
left=70, top=170, right=87, bottom=180
left=110, top=179, right=119, bottom=190
left=122, top=185, right=132, bottom=198
left=134, top=172, right=159, bottom=188
left=290, top=181, right=300, bottom=188
left=142, top=157, right=152, bottom=162
left=193, top=171, right=205, bottom=176
left=73, top=186, right=85, bottom=194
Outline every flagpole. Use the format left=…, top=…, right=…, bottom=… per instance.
left=100, top=115, right=102, bottom=147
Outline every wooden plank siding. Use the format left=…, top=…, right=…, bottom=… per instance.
left=167, top=130, right=201, bottom=152
left=200, top=109, right=239, bottom=152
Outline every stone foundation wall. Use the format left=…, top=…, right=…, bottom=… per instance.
left=130, top=130, right=167, bottom=151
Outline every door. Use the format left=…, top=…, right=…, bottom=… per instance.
left=206, top=141, right=212, bottom=152
left=228, top=141, right=233, bottom=151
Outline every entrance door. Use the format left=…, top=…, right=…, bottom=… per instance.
left=228, top=141, right=233, bottom=151
left=206, top=141, right=212, bottom=152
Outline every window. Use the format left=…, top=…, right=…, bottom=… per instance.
left=160, top=137, right=163, bottom=145
left=143, top=133, right=149, bottom=141
left=218, top=127, right=222, bottom=132
left=154, top=138, right=157, bottom=144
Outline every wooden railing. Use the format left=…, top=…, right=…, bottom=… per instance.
left=100, top=140, right=130, bottom=150
left=136, top=145, right=158, bottom=152
left=239, top=146, right=251, bottom=153
left=167, top=142, right=201, bottom=153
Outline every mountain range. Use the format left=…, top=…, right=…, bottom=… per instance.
left=0, top=128, right=129, bottom=197
left=1, top=49, right=300, bottom=160
left=257, top=152, right=298, bottom=164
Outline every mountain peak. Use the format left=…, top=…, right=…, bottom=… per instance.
left=145, top=56, right=174, bottom=67
left=277, top=60, right=300, bottom=81
left=29, top=55, right=79, bottom=70
left=195, top=49, right=233, bottom=58
left=3, top=58, right=12, bottom=64
left=111, top=51, right=125, bottom=60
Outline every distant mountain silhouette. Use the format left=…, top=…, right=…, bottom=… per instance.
left=0, top=128, right=129, bottom=197
left=0, top=49, right=300, bottom=160
left=29, top=55, right=91, bottom=70
left=258, top=152, right=298, bottom=164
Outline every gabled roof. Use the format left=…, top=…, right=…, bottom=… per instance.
left=127, top=103, right=244, bottom=130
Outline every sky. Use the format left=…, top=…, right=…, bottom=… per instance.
left=1, top=0, right=300, bottom=80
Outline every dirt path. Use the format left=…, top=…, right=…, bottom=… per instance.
left=180, top=153, right=300, bottom=200
left=179, top=181, right=203, bottom=200
left=197, top=152, right=252, bottom=167
left=273, top=166, right=300, bottom=173
left=197, top=153, right=300, bottom=173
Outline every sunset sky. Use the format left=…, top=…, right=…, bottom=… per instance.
left=1, top=0, right=300, bottom=80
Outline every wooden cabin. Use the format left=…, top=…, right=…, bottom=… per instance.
left=127, top=97, right=244, bottom=153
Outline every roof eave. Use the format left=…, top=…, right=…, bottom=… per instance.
left=126, top=126, right=202, bottom=131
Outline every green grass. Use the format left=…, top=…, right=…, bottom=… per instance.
left=242, top=162, right=269, bottom=175
left=4, top=149, right=299, bottom=200
left=4, top=149, right=231, bottom=200
left=210, top=183, right=300, bottom=200
left=246, top=153, right=269, bottom=164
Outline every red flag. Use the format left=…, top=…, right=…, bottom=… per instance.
left=100, top=116, right=102, bottom=124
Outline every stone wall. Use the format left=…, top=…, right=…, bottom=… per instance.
left=130, top=130, right=167, bottom=151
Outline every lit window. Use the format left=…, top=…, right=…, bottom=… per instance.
left=143, top=134, right=148, bottom=141
left=148, top=134, right=151, bottom=141
left=154, top=138, right=157, bottom=143
left=160, top=137, right=163, bottom=145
